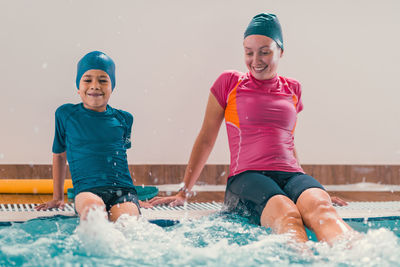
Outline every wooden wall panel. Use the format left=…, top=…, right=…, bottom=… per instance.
left=0, top=164, right=399, bottom=185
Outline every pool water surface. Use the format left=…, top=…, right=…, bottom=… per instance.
left=1, top=210, right=399, bottom=266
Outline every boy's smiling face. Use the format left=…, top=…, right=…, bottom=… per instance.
left=78, top=69, right=112, bottom=112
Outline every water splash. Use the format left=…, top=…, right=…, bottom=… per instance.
left=1, top=213, right=399, bottom=266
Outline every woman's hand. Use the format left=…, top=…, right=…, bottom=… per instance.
left=148, top=193, right=187, bottom=207
left=35, top=199, right=65, bottom=211
left=138, top=200, right=153, bottom=209
left=330, top=196, right=348, bottom=206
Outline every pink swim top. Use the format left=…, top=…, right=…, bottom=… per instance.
left=211, top=70, right=304, bottom=177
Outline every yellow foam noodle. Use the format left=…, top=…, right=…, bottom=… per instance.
left=0, top=179, right=73, bottom=194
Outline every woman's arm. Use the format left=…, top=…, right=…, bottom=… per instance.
left=36, top=152, right=67, bottom=210
left=149, top=93, right=225, bottom=206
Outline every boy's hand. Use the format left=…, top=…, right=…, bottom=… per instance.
left=35, top=199, right=65, bottom=211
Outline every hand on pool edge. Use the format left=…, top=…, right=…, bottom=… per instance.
left=330, top=196, right=348, bottom=206
left=138, top=200, right=153, bottom=209
left=148, top=193, right=187, bottom=207
left=35, top=199, right=65, bottom=211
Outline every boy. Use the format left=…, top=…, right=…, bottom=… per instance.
left=36, top=51, right=140, bottom=222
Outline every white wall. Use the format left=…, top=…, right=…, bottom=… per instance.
left=0, top=0, right=399, bottom=164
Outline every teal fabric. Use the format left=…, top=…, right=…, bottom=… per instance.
left=76, top=51, right=116, bottom=90
left=53, top=103, right=134, bottom=195
left=135, top=186, right=159, bottom=201
left=244, top=13, right=284, bottom=50
left=67, top=186, right=159, bottom=201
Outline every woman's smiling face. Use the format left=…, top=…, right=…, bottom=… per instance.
left=78, top=69, right=112, bottom=112
left=243, top=35, right=283, bottom=80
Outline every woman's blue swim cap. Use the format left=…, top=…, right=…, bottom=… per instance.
left=244, top=13, right=284, bottom=50
left=76, top=51, right=116, bottom=90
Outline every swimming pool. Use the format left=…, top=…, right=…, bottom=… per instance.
left=1, top=207, right=399, bottom=266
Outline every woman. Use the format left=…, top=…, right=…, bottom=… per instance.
left=150, top=13, right=353, bottom=243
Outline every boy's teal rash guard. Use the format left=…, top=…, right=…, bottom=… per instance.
left=52, top=103, right=135, bottom=194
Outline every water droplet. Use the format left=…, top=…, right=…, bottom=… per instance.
left=149, top=172, right=152, bottom=176
left=116, top=190, right=122, bottom=197
left=166, top=191, right=172, bottom=196
left=220, top=171, right=226, bottom=176
left=142, top=184, right=144, bottom=188
left=153, top=177, right=158, bottom=183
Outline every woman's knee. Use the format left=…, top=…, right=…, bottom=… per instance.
left=261, top=195, right=303, bottom=231
left=302, top=199, right=338, bottom=229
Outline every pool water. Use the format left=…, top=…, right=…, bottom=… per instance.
left=1, top=209, right=399, bottom=266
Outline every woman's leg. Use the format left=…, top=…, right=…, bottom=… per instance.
left=296, top=188, right=352, bottom=243
left=75, top=192, right=107, bottom=220
left=225, top=171, right=308, bottom=242
left=261, top=195, right=308, bottom=242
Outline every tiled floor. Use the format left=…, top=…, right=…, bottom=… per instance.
left=1, top=191, right=400, bottom=204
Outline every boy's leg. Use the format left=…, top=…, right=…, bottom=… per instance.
left=75, top=192, right=107, bottom=220
left=108, top=188, right=141, bottom=222
left=109, top=202, right=140, bottom=222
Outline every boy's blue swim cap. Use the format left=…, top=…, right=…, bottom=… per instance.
left=76, top=51, right=116, bottom=90
left=244, top=13, right=284, bottom=50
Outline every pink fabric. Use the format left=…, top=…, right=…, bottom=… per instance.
left=211, top=70, right=304, bottom=177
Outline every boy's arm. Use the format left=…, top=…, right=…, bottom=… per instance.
left=35, top=152, right=67, bottom=210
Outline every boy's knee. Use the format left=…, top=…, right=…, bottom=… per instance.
left=109, top=202, right=140, bottom=222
